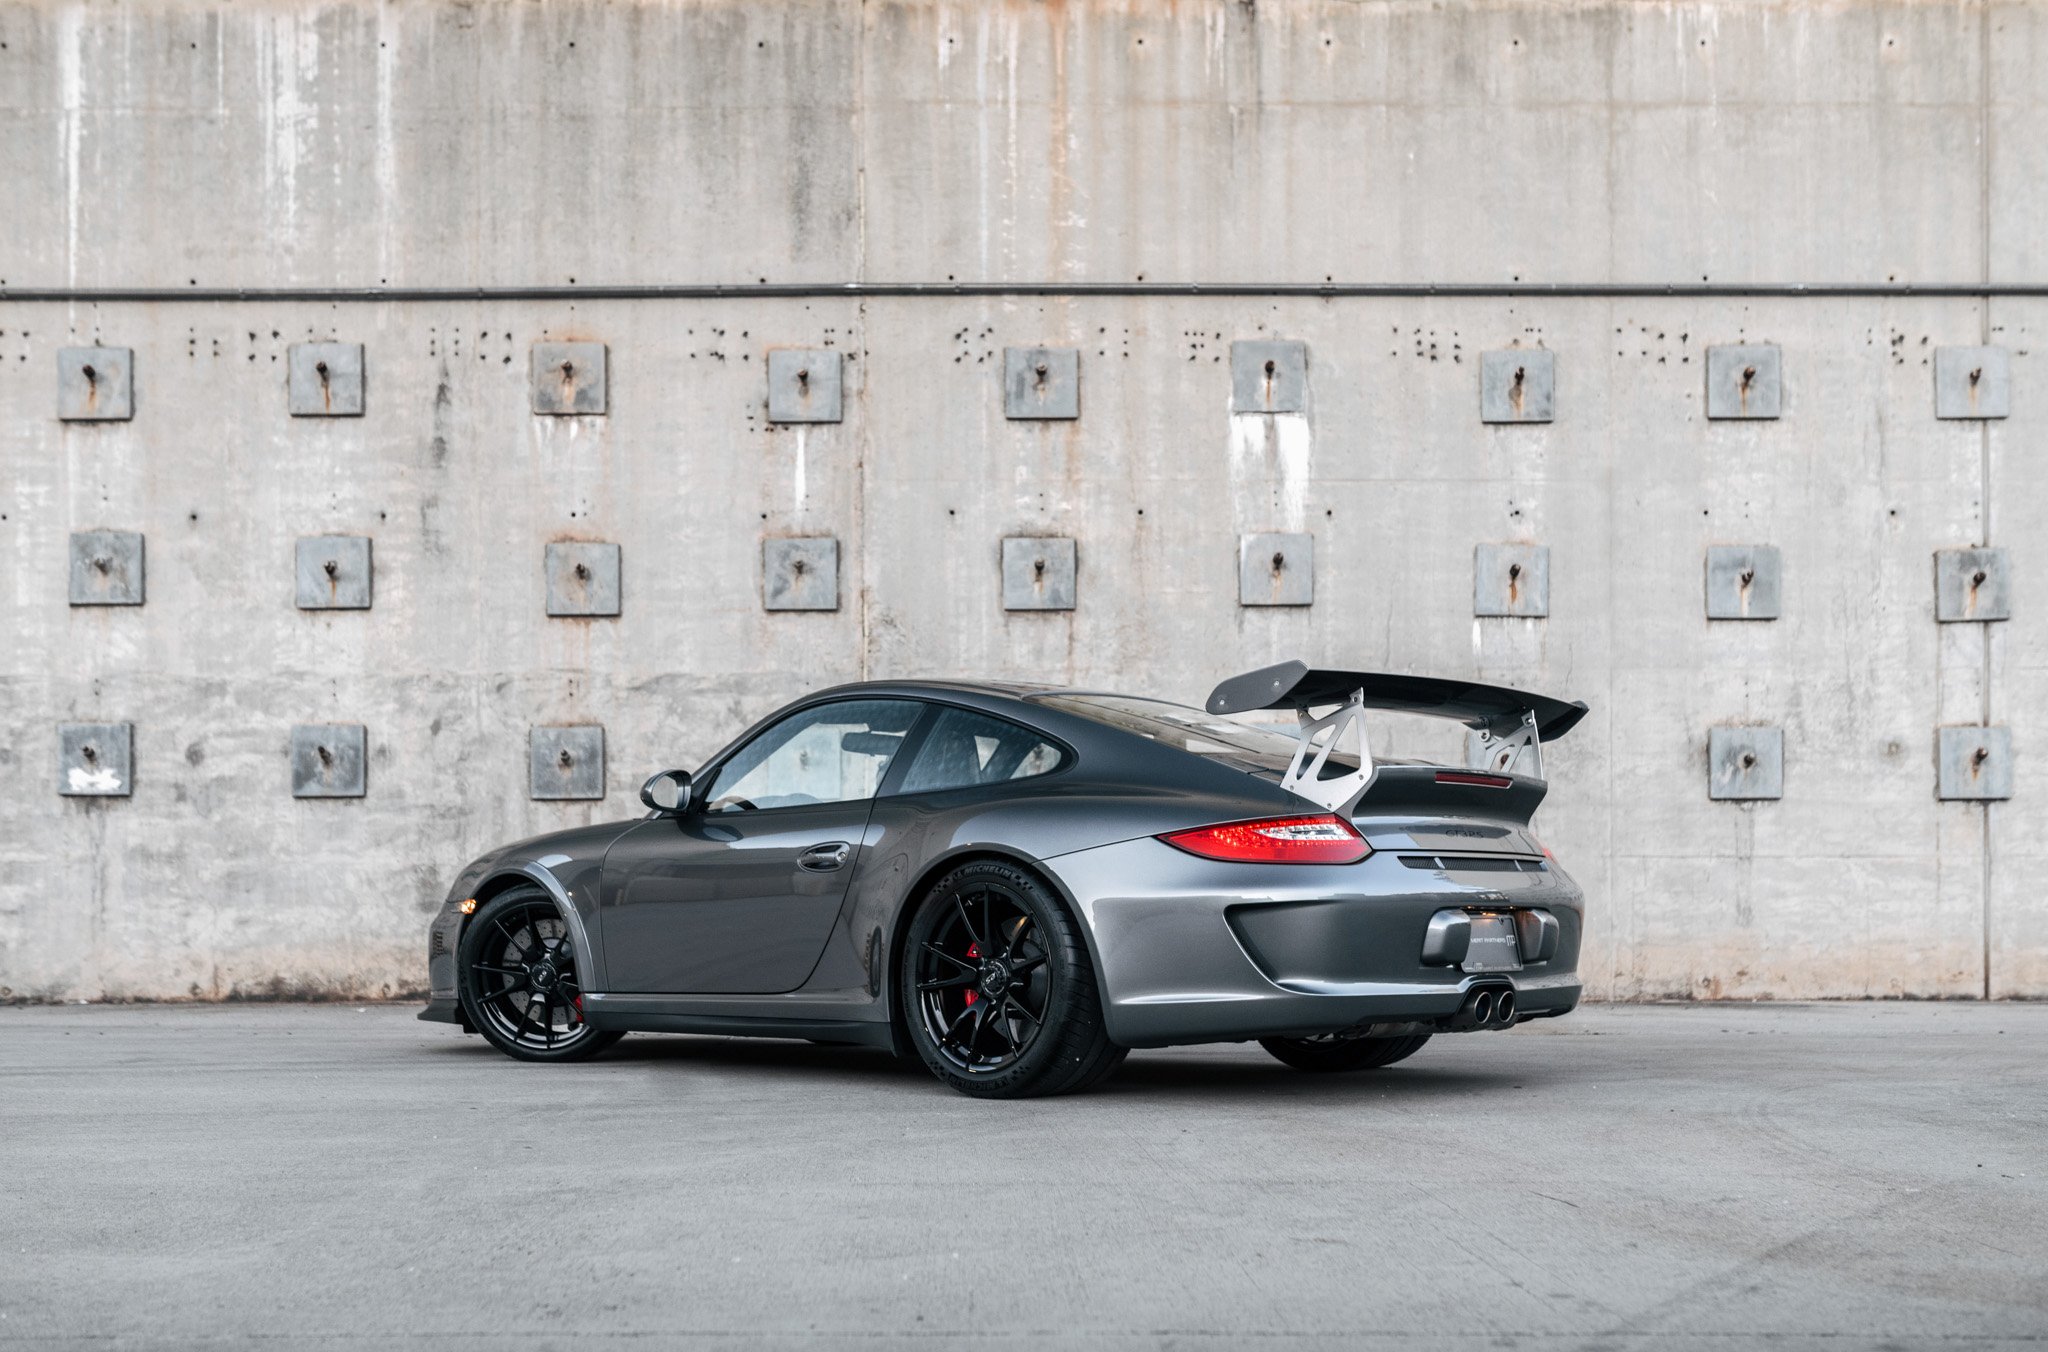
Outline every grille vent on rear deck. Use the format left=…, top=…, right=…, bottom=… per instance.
left=1398, top=854, right=1548, bottom=873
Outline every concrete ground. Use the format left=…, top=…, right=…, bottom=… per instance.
left=0, top=1003, right=2041, bottom=1351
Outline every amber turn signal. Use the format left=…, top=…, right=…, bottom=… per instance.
left=458, top=897, right=478, bottom=915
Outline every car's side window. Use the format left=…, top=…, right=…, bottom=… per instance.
left=703, top=699, right=924, bottom=813
left=897, top=707, right=1066, bottom=795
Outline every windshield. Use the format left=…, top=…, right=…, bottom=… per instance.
left=1031, top=693, right=1358, bottom=771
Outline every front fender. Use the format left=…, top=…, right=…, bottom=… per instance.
left=444, top=823, right=635, bottom=995
left=477, top=859, right=609, bottom=995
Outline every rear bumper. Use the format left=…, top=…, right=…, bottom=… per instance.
left=1045, top=836, right=1585, bottom=1048
left=1106, top=972, right=1581, bottom=1047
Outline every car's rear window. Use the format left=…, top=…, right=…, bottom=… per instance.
left=897, top=707, right=1066, bottom=794
left=1031, top=693, right=1358, bottom=771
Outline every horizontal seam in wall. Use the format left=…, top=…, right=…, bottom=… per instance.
left=5, top=282, right=2048, bottom=303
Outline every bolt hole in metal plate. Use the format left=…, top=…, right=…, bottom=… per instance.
left=1937, top=726, right=2012, bottom=801
left=1705, top=545, right=1782, bottom=620
left=1002, top=347, right=1080, bottom=420
left=57, top=347, right=134, bottom=421
left=767, top=349, right=844, bottom=423
left=294, top=535, right=372, bottom=609
left=1934, top=547, right=2010, bottom=622
left=1933, top=346, right=2011, bottom=420
left=1238, top=532, right=1313, bottom=606
left=1709, top=727, right=1784, bottom=800
left=529, top=726, right=605, bottom=800
left=290, top=724, right=367, bottom=799
left=1480, top=349, right=1555, bottom=423
left=1229, top=340, right=1307, bottom=414
left=287, top=342, right=365, bottom=417
left=1705, top=344, right=1783, bottom=419
left=762, top=537, right=840, bottom=611
left=530, top=342, right=608, bottom=415
left=1473, top=543, right=1549, bottom=617
left=58, top=722, right=134, bottom=797
left=1001, top=537, right=1077, bottom=610
left=544, top=542, right=621, bottom=616
left=68, top=530, right=145, bottom=606
left=1462, top=913, right=1523, bottom=972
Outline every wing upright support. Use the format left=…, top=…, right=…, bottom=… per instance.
left=1277, top=688, right=1376, bottom=816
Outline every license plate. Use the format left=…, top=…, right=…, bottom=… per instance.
left=1463, top=913, right=1523, bottom=972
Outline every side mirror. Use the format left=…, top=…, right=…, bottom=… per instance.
left=639, top=769, right=692, bottom=815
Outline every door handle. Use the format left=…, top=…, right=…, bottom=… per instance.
left=798, top=841, right=853, bottom=872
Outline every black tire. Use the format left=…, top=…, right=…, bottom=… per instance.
left=1258, top=1032, right=1432, bottom=1073
left=901, top=860, right=1126, bottom=1099
left=458, top=887, right=624, bottom=1063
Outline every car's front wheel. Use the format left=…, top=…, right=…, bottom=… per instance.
left=901, top=860, right=1125, bottom=1098
left=1258, top=1032, right=1431, bottom=1072
left=458, top=887, right=624, bottom=1063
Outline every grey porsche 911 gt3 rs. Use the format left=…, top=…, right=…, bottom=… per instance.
left=419, top=661, right=1590, bottom=1098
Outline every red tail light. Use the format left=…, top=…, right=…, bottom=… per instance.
left=1436, top=771, right=1513, bottom=788
left=1159, top=814, right=1372, bottom=865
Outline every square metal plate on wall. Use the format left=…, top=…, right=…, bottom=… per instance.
left=1937, top=726, right=2012, bottom=801
left=1474, top=543, right=1549, bottom=617
left=58, top=722, right=133, bottom=797
left=1003, top=348, right=1080, bottom=420
left=1480, top=349, right=1555, bottom=423
left=291, top=724, right=367, bottom=798
left=767, top=349, right=844, bottom=423
left=530, top=726, right=606, bottom=800
left=1705, top=545, right=1782, bottom=620
left=1239, top=533, right=1314, bottom=606
left=762, top=537, right=839, bottom=611
left=1705, top=344, right=1782, bottom=419
left=531, top=342, right=608, bottom=415
left=1230, top=341, right=1307, bottom=415
left=58, top=347, right=134, bottom=421
left=294, top=536, right=373, bottom=610
left=1934, top=346, right=2010, bottom=419
left=1001, top=537, right=1077, bottom=610
left=287, top=343, right=366, bottom=417
left=1935, top=547, right=2010, bottom=622
left=1708, top=727, right=1784, bottom=800
left=68, top=530, right=145, bottom=606
left=544, top=542, right=621, bottom=617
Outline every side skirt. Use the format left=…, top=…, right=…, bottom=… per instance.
left=580, top=1010, right=897, bottom=1050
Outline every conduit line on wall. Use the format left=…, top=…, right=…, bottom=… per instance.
left=6, top=281, right=2048, bottom=304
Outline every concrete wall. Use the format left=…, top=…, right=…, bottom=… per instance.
left=1, top=0, right=2042, bottom=1002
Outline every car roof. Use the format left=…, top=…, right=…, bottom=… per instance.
left=805, top=676, right=1066, bottom=702
left=798, top=676, right=1219, bottom=710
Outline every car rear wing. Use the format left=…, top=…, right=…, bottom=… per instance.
left=1205, top=661, right=1591, bottom=814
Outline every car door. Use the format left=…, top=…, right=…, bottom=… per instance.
left=600, top=698, right=927, bottom=994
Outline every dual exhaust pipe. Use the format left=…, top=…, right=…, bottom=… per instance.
left=1449, top=985, right=1517, bottom=1031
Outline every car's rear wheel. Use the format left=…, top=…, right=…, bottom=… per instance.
left=459, top=888, right=624, bottom=1063
left=902, top=860, right=1125, bottom=1098
left=1258, top=1032, right=1431, bottom=1072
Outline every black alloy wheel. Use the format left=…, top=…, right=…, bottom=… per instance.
left=459, top=888, right=623, bottom=1063
left=902, top=860, right=1124, bottom=1098
left=915, top=883, right=1050, bottom=1073
left=1258, top=1031, right=1432, bottom=1072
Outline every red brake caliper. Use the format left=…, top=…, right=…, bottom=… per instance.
left=964, top=942, right=981, bottom=1006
